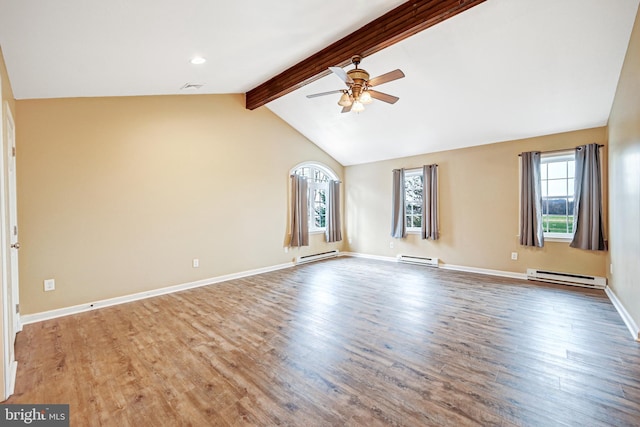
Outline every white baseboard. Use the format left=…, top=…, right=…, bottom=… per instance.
left=440, top=263, right=527, bottom=280
left=342, top=252, right=526, bottom=280
left=340, top=252, right=397, bottom=263
left=605, top=287, right=640, bottom=341
left=21, top=262, right=295, bottom=325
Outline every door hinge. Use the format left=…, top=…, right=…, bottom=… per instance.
left=15, top=304, right=19, bottom=314
left=13, top=225, right=17, bottom=236
left=11, top=146, right=16, bottom=157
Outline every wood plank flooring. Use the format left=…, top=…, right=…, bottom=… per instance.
left=6, top=258, right=640, bottom=426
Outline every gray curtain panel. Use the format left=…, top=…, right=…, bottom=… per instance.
left=391, top=168, right=406, bottom=238
left=421, top=164, right=439, bottom=240
left=571, top=143, right=606, bottom=250
left=519, top=151, right=544, bottom=247
left=325, top=180, right=342, bottom=243
left=289, top=174, right=309, bottom=247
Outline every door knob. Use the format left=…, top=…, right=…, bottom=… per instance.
left=10, top=242, right=20, bottom=249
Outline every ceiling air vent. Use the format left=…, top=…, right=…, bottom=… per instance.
left=180, top=83, right=204, bottom=90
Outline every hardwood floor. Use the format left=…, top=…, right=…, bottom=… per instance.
left=6, top=258, right=640, bottom=426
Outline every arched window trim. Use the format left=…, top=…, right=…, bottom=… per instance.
left=290, top=162, right=338, bottom=233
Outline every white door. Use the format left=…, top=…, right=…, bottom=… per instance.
left=7, top=106, right=19, bottom=335
left=1, top=100, right=19, bottom=399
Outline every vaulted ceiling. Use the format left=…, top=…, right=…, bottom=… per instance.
left=1, top=0, right=638, bottom=165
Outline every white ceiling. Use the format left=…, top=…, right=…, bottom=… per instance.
left=0, top=0, right=405, bottom=97
left=1, top=0, right=638, bottom=166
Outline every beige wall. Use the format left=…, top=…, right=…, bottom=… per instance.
left=345, top=127, right=609, bottom=277
left=16, top=95, right=344, bottom=314
left=1, top=45, right=17, bottom=399
left=608, top=5, right=640, bottom=338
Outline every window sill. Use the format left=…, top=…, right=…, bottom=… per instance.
left=310, top=230, right=326, bottom=235
left=544, top=236, right=572, bottom=243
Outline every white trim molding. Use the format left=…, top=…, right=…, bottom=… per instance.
left=605, top=287, right=640, bottom=341
left=340, top=252, right=397, bottom=263
left=342, top=252, right=527, bottom=280
left=7, top=360, right=16, bottom=398
left=21, top=262, right=295, bottom=325
left=440, top=263, right=527, bottom=280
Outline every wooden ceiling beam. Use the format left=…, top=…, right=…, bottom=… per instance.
left=245, top=0, right=486, bottom=110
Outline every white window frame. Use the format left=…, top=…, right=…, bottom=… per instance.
left=540, top=151, right=576, bottom=241
left=404, top=168, right=423, bottom=234
left=291, top=162, right=338, bottom=234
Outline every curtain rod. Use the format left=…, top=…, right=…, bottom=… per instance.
left=518, top=144, right=604, bottom=157
left=392, top=165, right=439, bottom=172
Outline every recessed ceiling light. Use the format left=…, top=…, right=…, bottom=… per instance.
left=190, top=57, right=206, bottom=65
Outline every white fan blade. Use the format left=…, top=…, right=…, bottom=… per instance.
left=306, top=90, right=344, bottom=99
left=329, top=67, right=354, bottom=85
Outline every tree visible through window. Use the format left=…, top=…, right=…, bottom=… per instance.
left=541, top=152, right=575, bottom=238
left=404, top=169, right=423, bottom=232
left=292, top=163, right=337, bottom=233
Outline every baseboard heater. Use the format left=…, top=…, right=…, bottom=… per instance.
left=397, top=254, right=439, bottom=268
left=526, top=268, right=606, bottom=289
left=296, top=250, right=339, bottom=265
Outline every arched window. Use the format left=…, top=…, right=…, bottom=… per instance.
left=291, top=162, right=338, bottom=233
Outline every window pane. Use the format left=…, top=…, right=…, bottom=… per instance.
left=544, top=198, right=568, bottom=215
left=547, top=179, right=568, bottom=197
left=568, top=178, right=574, bottom=195
left=542, top=199, right=549, bottom=215
left=404, top=171, right=424, bottom=229
left=545, top=214, right=568, bottom=233
left=568, top=197, right=575, bottom=216
left=540, top=155, right=576, bottom=238
left=405, top=176, right=423, bottom=203
left=547, top=162, right=567, bottom=179
left=314, top=169, right=329, bottom=183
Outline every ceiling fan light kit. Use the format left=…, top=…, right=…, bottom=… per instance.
left=351, top=100, right=365, bottom=113
left=307, top=55, right=405, bottom=114
left=338, top=91, right=352, bottom=107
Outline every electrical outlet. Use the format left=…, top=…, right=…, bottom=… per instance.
left=192, top=258, right=199, bottom=268
left=44, top=279, right=55, bottom=292
left=390, top=241, right=394, bottom=249
left=511, top=252, right=518, bottom=260
left=284, top=247, right=288, bottom=253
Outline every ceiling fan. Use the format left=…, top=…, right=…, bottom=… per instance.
left=306, top=55, right=405, bottom=113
